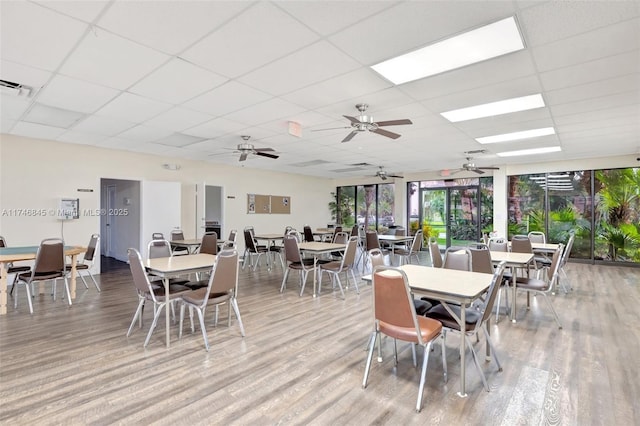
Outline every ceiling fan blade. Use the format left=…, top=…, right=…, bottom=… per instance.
left=479, top=166, right=500, bottom=170
left=254, top=147, right=275, bottom=152
left=255, top=151, right=279, bottom=159
left=311, top=126, right=351, bottom=132
left=445, top=168, right=464, bottom=176
left=342, top=130, right=359, bottom=143
left=376, top=119, right=413, bottom=127
left=388, top=174, right=404, bottom=179
left=472, top=168, right=486, bottom=174
left=239, top=153, right=248, bottom=162
left=371, top=128, right=401, bottom=139
left=343, top=115, right=362, bottom=125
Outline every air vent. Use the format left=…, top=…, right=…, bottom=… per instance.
left=350, top=162, right=373, bottom=167
left=0, top=79, right=34, bottom=97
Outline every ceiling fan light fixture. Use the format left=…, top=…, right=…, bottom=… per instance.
left=371, top=16, right=524, bottom=85
left=441, top=94, right=545, bottom=122
left=476, top=127, right=556, bottom=144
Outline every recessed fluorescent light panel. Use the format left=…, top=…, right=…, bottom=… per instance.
left=476, top=127, right=555, bottom=144
left=496, top=146, right=561, bottom=157
left=371, top=16, right=524, bottom=85
left=441, top=94, right=545, bottom=122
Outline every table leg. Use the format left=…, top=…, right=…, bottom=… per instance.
left=0, top=263, right=7, bottom=315
left=458, top=305, right=467, bottom=397
left=485, top=316, right=491, bottom=361
left=164, top=277, right=171, bottom=348
left=70, top=254, right=78, bottom=299
left=312, top=255, right=318, bottom=297
left=511, top=274, right=517, bottom=323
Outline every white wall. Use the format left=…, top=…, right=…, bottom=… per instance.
left=0, top=134, right=335, bottom=271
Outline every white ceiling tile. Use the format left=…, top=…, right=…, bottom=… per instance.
left=59, top=27, right=169, bottom=90
left=23, top=103, right=85, bottom=128
left=183, top=81, right=272, bottom=116
left=531, top=18, right=640, bottom=72
left=96, top=1, right=247, bottom=55
left=56, top=130, right=108, bottom=145
left=155, top=133, right=205, bottom=148
left=37, top=74, right=120, bottom=113
left=329, top=1, right=517, bottom=64
left=10, top=121, right=66, bottom=140
left=545, top=74, right=640, bottom=106
left=276, top=1, right=397, bottom=36
left=0, top=1, right=88, bottom=71
left=129, top=58, right=227, bottom=105
left=539, top=51, right=640, bottom=91
left=282, top=68, right=393, bottom=110
left=95, top=92, right=172, bottom=123
left=73, top=115, right=136, bottom=136
left=182, top=2, right=319, bottom=78
left=238, top=41, right=361, bottom=96
left=117, top=125, right=174, bottom=143
left=550, top=91, right=640, bottom=118
left=223, top=98, right=306, bottom=126
left=0, top=60, right=52, bottom=90
left=0, top=94, right=31, bottom=120
left=519, top=1, right=639, bottom=47
left=552, top=105, right=640, bottom=126
left=182, top=117, right=247, bottom=139
left=143, top=106, right=214, bottom=132
left=1, top=117, right=16, bottom=133
left=451, top=109, right=553, bottom=135
left=34, top=1, right=110, bottom=23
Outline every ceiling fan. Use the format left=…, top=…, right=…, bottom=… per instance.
left=234, top=136, right=279, bottom=162
left=374, top=166, right=403, bottom=180
left=443, top=153, right=499, bottom=175
left=315, top=103, right=413, bottom=143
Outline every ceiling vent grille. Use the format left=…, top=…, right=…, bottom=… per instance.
left=0, top=79, right=34, bottom=97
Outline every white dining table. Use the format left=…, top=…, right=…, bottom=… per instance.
left=145, top=253, right=217, bottom=348
left=489, top=251, right=534, bottom=322
left=363, top=264, right=494, bottom=397
left=297, top=241, right=347, bottom=297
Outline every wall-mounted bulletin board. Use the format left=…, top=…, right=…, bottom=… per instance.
left=271, top=195, right=290, bottom=214
left=247, top=194, right=290, bottom=214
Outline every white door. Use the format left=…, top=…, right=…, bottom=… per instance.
left=140, top=181, right=181, bottom=258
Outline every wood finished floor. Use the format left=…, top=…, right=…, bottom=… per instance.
left=0, top=254, right=638, bottom=425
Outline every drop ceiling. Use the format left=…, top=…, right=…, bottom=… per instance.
left=1, top=0, right=639, bottom=178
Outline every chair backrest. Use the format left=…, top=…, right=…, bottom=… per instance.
left=561, top=233, right=575, bottom=267
left=368, top=248, right=385, bottom=269
left=152, top=232, right=164, bottom=240
left=243, top=229, right=258, bottom=253
left=511, top=235, right=533, bottom=253
left=333, top=231, right=349, bottom=244
left=33, top=238, right=65, bottom=274
left=394, top=227, right=406, bottom=236
left=410, top=230, right=423, bottom=253
left=443, top=246, right=471, bottom=271
left=351, top=224, right=359, bottom=237
left=475, top=261, right=507, bottom=329
left=488, top=237, right=508, bottom=252
left=128, top=248, right=155, bottom=298
left=429, top=238, right=443, bottom=268
left=84, top=233, right=100, bottom=262
left=0, top=236, right=6, bottom=248
left=303, top=225, right=315, bottom=243
left=200, top=233, right=218, bottom=255
left=365, top=230, right=380, bottom=251
left=207, top=249, right=239, bottom=301
left=170, top=230, right=185, bottom=241
left=287, top=229, right=303, bottom=243
left=341, top=236, right=359, bottom=268
left=283, top=234, right=303, bottom=264
left=228, top=229, right=237, bottom=243
left=469, top=244, right=494, bottom=274
left=372, top=266, right=425, bottom=345
left=546, top=244, right=565, bottom=283
left=148, top=240, right=171, bottom=258
left=528, top=231, right=546, bottom=244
